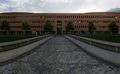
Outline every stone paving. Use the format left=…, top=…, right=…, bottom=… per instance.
left=0, top=36, right=120, bottom=74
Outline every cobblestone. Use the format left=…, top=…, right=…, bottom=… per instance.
left=0, top=36, right=120, bottom=74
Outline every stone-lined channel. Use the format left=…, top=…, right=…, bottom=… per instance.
left=0, top=36, right=120, bottom=74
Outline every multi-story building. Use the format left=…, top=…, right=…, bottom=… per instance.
left=0, top=12, right=120, bottom=35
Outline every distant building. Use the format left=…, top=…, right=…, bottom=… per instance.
left=0, top=12, right=120, bottom=35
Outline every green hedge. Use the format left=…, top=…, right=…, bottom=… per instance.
left=0, top=35, right=35, bottom=43
left=85, top=34, right=120, bottom=43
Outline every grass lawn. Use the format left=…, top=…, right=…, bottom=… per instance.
left=84, top=34, right=120, bottom=43
left=0, top=35, right=35, bottom=43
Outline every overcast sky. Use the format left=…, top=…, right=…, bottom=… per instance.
left=0, top=0, right=120, bottom=13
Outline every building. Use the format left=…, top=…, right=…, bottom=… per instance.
left=0, top=12, right=120, bottom=35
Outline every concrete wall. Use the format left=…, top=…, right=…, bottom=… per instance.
left=70, top=35, right=120, bottom=52
left=65, top=35, right=120, bottom=65
left=0, top=35, right=50, bottom=52
left=0, top=36, right=53, bottom=63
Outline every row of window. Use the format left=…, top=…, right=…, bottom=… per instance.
left=73, top=31, right=109, bottom=33
left=74, top=26, right=107, bottom=28
left=7, top=20, right=120, bottom=24
left=0, top=16, right=16, bottom=19
left=0, top=15, right=119, bottom=19
left=32, top=26, right=43, bottom=28
left=9, top=20, right=120, bottom=23
left=7, top=20, right=119, bottom=24
left=30, top=20, right=120, bottom=23
left=16, top=16, right=43, bottom=19
left=10, top=26, right=43, bottom=28
left=32, top=20, right=120, bottom=23
left=8, top=21, right=21, bottom=23
left=32, top=20, right=54, bottom=23
left=74, top=26, right=87, bottom=28
left=7, top=20, right=52, bottom=23
left=65, top=20, right=119, bottom=23
left=11, top=25, right=107, bottom=29
left=45, top=15, right=115, bottom=19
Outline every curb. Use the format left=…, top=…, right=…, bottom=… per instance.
left=0, top=36, right=53, bottom=65
left=65, top=35, right=120, bottom=65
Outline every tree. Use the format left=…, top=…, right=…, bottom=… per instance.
left=108, top=21, right=118, bottom=35
left=1, top=20, right=10, bottom=35
left=0, top=21, right=1, bottom=29
left=65, top=21, right=74, bottom=34
left=21, top=22, right=31, bottom=35
left=43, top=20, right=54, bottom=34
left=88, top=22, right=96, bottom=34
left=21, top=22, right=31, bottom=30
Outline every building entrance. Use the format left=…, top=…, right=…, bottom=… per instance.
left=57, top=20, right=62, bottom=34
left=57, top=24, right=62, bottom=34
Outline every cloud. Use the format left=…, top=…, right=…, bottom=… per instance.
left=0, top=0, right=120, bottom=13
left=72, top=0, right=120, bottom=13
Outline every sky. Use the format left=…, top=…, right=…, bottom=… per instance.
left=0, top=0, right=120, bottom=13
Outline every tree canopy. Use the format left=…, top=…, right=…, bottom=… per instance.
left=21, top=22, right=31, bottom=30
left=88, top=22, right=96, bottom=34
left=43, top=20, right=54, bottom=33
left=108, top=21, right=118, bottom=35
left=1, top=20, right=10, bottom=31
left=65, top=21, right=74, bottom=33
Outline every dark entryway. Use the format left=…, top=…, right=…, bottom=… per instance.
left=57, top=20, right=62, bottom=34
left=57, top=24, right=62, bottom=34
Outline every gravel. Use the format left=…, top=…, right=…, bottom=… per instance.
left=0, top=35, right=120, bottom=74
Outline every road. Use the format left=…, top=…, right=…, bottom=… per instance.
left=0, top=36, right=120, bottom=74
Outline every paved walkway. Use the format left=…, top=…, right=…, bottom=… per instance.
left=0, top=36, right=120, bottom=74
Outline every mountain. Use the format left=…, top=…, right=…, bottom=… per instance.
left=107, top=8, right=120, bottom=13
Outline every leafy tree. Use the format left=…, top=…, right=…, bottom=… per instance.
left=65, top=21, right=74, bottom=34
left=1, top=20, right=10, bottom=35
left=108, top=21, right=118, bottom=35
left=43, top=20, right=54, bottom=34
left=88, top=22, right=96, bottom=34
left=21, top=22, right=31, bottom=30
left=0, top=21, right=1, bottom=29
left=21, top=22, right=31, bottom=35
